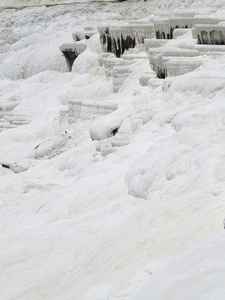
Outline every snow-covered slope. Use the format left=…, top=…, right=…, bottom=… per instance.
left=0, top=0, right=114, bottom=9
left=127, top=231, right=225, bottom=300
left=1, top=2, right=225, bottom=300
left=1, top=0, right=225, bottom=9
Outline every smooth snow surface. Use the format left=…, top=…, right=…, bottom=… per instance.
left=1, top=2, right=225, bottom=300
left=128, top=231, right=225, bottom=300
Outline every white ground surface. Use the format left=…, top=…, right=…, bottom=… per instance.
left=1, top=2, right=225, bottom=300
left=0, top=0, right=117, bottom=9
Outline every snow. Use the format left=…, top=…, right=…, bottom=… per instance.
left=0, top=0, right=114, bottom=8
left=127, top=231, right=225, bottom=300
left=1, top=1, right=225, bottom=300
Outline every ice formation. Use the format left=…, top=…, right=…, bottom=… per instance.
left=60, top=42, right=87, bottom=70
left=194, top=23, right=225, bottom=44
left=153, top=12, right=221, bottom=39
left=98, top=21, right=154, bottom=58
left=1, top=1, right=225, bottom=300
left=97, top=9, right=225, bottom=80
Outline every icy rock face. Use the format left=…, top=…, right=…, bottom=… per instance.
left=153, top=11, right=197, bottom=40
left=153, top=12, right=223, bottom=40
left=154, top=18, right=173, bottom=39
left=59, top=42, right=87, bottom=71
left=110, top=25, right=136, bottom=58
left=98, top=24, right=136, bottom=58
left=194, top=23, right=225, bottom=45
left=191, top=16, right=225, bottom=39
left=98, top=22, right=154, bottom=58
left=97, top=26, right=112, bottom=54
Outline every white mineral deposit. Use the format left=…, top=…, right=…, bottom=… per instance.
left=1, top=1, right=225, bottom=300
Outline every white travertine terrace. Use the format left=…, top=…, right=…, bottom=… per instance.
left=59, top=7, right=225, bottom=91
left=96, top=9, right=225, bottom=83
left=173, top=28, right=191, bottom=39
left=122, top=48, right=148, bottom=61
left=148, top=47, right=200, bottom=78
left=144, top=39, right=168, bottom=51
left=141, top=11, right=225, bottom=78
left=59, top=109, right=69, bottom=124
left=59, top=26, right=95, bottom=71
left=0, top=113, right=31, bottom=132
left=68, top=99, right=118, bottom=124
left=4, top=114, right=31, bottom=126
left=59, top=42, right=87, bottom=53
left=194, top=23, right=225, bottom=44
left=72, top=31, right=84, bottom=42
left=0, top=100, right=31, bottom=132
left=112, top=65, right=133, bottom=93
left=131, top=24, right=155, bottom=44
left=3, top=3, right=225, bottom=299
left=154, top=18, right=172, bottom=39
left=98, top=22, right=154, bottom=57
left=102, top=55, right=135, bottom=92
left=109, top=25, right=136, bottom=57
left=58, top=6, right=225, bottom=157
left=167, top=57, right=203, bottom=77
left=194, top=44, right=225, bottom=56
left=92, top=109, right=155, bottom=156
left=102, top=55, right=134, bottom=79
left=98, top=24, right=136, bottom=58
left=154, top=12, right=224, bottom=39
left=72, top=27, right=97, bottom=42
left=59, top=41, right=87, bottom=70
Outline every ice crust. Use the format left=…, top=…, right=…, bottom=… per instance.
left=1, top=2, right=225, bottom=300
